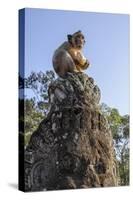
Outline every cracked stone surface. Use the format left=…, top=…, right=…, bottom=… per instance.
left=24, top=72, right=117, bottom=191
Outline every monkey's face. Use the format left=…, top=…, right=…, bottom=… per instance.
left=68, top=31, right=85, bottom=50
left=73, top=33, right=85, bottom=49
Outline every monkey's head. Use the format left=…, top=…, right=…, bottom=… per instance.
left=67, top=30, right=85, bottom=50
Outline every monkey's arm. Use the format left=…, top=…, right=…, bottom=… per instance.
left=74, top=56, right=90, bottom=70
left=80, top=59, right=90, bottom=70
left=68, top=48, right=90, bottom=71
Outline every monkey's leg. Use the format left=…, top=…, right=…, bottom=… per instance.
left=63, top=52, right=77, bottom=73
left=53, top=50, right=77, bottom=77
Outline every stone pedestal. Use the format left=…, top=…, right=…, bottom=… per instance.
left=25, top=72, right=117, bottom=191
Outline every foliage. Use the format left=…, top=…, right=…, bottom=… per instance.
left=25, top=70, right=55, bottom=102
left=19, top=70, right=55, bottom=146
left=24, top=98, right=45, bottom=145
left=100, top=103, right=129, bottom=185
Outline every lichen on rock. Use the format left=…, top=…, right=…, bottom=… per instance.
left=25, top=72, right=117, bottom=191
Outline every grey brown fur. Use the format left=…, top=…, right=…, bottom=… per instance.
left=52, top=31, right=90, bottom=77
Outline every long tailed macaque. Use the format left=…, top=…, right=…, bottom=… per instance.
left=52, top=31, right=90, bottom=77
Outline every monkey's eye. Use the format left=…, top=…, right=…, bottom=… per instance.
left=76, top=35, right=80, bottom=39
left=76, top=35, right=84, bottom=41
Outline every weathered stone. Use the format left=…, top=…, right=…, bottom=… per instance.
left=25, top=72, right=117, bottom=191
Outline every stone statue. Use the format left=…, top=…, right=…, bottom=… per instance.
left=24, top=73, right=118, bottom=191
left=52, top=31, right=90, bottom=77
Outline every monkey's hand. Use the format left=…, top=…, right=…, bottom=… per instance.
left=83, top=59, right=90, bottom=69
left=75, top=58, right=90, bottom=70
left=74, top=59, right=81, bottom=66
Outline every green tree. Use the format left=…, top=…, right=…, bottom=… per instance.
left=100, top=103, right=129, bottom=185
left=24, top=98, right=44, bottom=146
left=19, top=70, right=55, bottom=146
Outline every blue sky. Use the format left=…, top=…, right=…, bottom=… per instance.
left=24, top=8, right=129, bottom=115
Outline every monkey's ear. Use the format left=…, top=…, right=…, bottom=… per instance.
left=67, top=34, right=72, bottom=43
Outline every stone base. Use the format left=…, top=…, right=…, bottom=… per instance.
left=24, top=72, right=117, bottom=191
